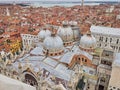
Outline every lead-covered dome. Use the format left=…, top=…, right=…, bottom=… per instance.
left=69, top=21, right=78, bottom=26
left=79, top=32, right=96, bottom=51
left=62, top=21, right=69, bottom=26
left=38, top=29, right=51, bottom=41
left=43, top=34, right=64, bottom=56
left=57, top=26, right=73, bottom=46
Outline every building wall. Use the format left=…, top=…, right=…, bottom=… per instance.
left=10, top=39, right=22, bottom=54
left=108, top=66, right=120, bottom=90
left=68, top=54, right=97, bottom=75
left=91, top=32, right=120, bottom=52
left=71, top=26, right=80, bottom=41
left=77, top=54, right=97, bottom=69
left=21, top=34, right=38, bottom=51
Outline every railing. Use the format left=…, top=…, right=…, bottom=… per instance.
left=83, top=72, right=98, bottom=81
left=0, top=67, right=21, bottom=81
left=101, top=57, right=113, bottom=61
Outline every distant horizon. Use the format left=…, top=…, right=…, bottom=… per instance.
left=0, top=0, right=119, bottom=2
left=0, top=0, right=118, bottom=8
left=0, top=0, right=119, bottom=3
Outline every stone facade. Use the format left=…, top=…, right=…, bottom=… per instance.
left=90, top=25, right=120, bottom=52
left=108, top=66, right=120, bottom=90
left=21, top=34, right=39, bottom=51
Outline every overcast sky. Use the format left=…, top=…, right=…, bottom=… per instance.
left=0, top=0, right=119, bottom=1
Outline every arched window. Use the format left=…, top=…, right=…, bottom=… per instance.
left=82, top=58, right=84, bottom=61
left=51, top=53, right=53, bottom=56
left=55, top=53, right=57, bottom=55
left=106, top=37, right=108, bottom=42
left=100, top=77, right=105, bottom=82
left=101, top=37, right=103, bottom=41
left=113, top=87, right=116, bottom=89
left=59, top=52, right=61, bottom=55
left=116, top=39, right=119, bottom=44
left=117, top=88, right=120, bottom=90
left=24, top=73, right=38, bottom=87
left=99, top=37, right=101, bottom=41
left=110, top=38, right=112, bottom=43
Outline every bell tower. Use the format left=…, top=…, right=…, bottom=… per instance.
left=81, top=0, right=84, bottom=7
left=6, top=8, right=10, bottom=16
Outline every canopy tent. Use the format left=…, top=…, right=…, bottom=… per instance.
left=0, top=74, right=36, bottom=90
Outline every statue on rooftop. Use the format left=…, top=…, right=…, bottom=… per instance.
left=76, top=76, right=85, bottom=90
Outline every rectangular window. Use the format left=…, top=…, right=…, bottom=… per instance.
left=89, top=70, right=94, bottom=74
left=105, top=53, right=109, bottom=56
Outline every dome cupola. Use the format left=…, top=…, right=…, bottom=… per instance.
left=79, top=31, right=96, bottom=52
left=38, top=27, right=51, bottom=41
left=57, top=21, right=74, bottom=46
left=43, top=28, right=64, bottom=56
left=62, top=21, right=69, bottom=27
left=69, top=21, right=80, bottom=41
left=69, top=21, right=78, bottom=27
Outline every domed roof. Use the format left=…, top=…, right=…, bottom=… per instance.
left=57, top=26, right=73, bottom=42
left=69, top=21, right=78, bottom=26
left=79, top=33, right=96, bottom=49
left=38, top=29, right=51, bottom=41
left=62, top=21, right=69, bottom=25
left=43, top=35, right=64, bottom=53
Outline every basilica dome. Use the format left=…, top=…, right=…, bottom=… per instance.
left=79, top=32, right=96, bottom=51
left=38, top=29, right=51, bottom=41
left=57, top=26, right=73, bottom=46
left=43, top=34, right=64, bottom=56
left=62, top=21, right=69, bottom=26
left=69, top=21, right=78, bottom=26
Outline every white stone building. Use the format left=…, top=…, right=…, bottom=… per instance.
left=21, top=34, right=39, bottom=51
left=106, top=6, right=115, bottom=13
left=116, top=15, right=120, bottom=20
left=108, top=53, right=120, bottom=90
left=90, top=25, right=120, bottom=52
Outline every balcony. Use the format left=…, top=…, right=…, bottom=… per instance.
left=98, top=64, right=111, bottom=75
